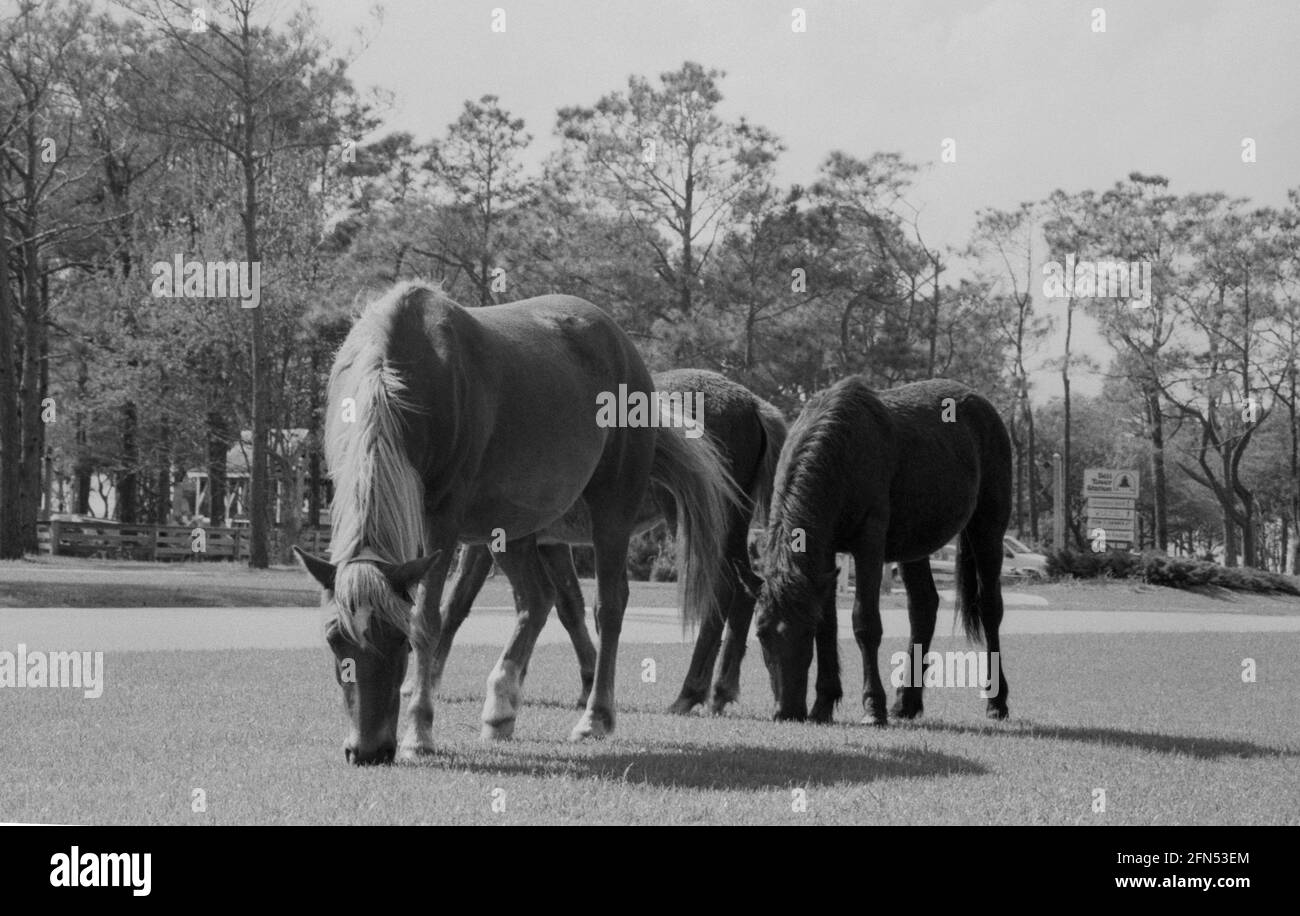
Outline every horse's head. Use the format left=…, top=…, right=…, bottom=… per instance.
left=754, top=553, right=838, bottom=721
left=294, top=547, right=439, bottom=765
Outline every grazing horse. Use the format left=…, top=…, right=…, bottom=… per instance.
left=754, top=377, right=1013, bottom=726
left=294, top=282, right=735, bottom=764
left=427, top=369, right=787, bottom=715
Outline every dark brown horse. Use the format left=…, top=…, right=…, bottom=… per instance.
left=426, top=369, right=786, bottom=715
left=754, top=377, right=1013, bottom=725
left=295, top=283, right=736, bottom=763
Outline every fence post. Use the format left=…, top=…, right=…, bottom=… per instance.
left=233, top=528, right=243, bottom=562
left=49, top=519, right=61, bottom=556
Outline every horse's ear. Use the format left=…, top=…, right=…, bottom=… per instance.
left=293, top=546, right=336, bottom=591
left=384, top=552, right=442, bottom=597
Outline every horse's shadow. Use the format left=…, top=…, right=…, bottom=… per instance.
left=911, top=718, right=1296, bottom=760
left=410, top=741, right=987, bottom=789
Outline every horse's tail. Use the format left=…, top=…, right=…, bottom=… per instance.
left=650, top=413, right=743, bottom=628
left=749, top=398, right=787, bottom=527
left=954, top=530, right=985, bottom=644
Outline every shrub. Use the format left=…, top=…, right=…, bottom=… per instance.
left=626, top=527, right=672, bottom=581
left=1047, top=548, right=1300, bottom=595
left=650, top=543, right=678, bottom=583
left=1045, top=548, right=1138, bottom=580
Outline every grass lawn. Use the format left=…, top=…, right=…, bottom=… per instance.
left=2, top=630, right=1297, bottom=825
left=0, top=556, right=682, bottom=609
left=5, top=555, right=1300, bottom=616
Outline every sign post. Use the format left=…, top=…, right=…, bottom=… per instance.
left=1083, top=468, right=1139, bottom=549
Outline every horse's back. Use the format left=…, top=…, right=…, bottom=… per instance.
left=857, top=378, right=1009, bottom=560
left=387, top=287, right=655, bottom=539
left=475, top=295, right=645, bottom=381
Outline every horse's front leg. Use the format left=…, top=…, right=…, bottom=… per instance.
left=397, top=539, right=455, bottom=761
left=810, top=581, right=842, bottom=723
left=852, top=545, right=889, bottom=726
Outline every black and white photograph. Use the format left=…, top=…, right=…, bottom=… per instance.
left=0, top=0, right=1294, bottom=879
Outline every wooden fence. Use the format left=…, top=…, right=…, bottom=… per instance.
left=36, top=520, right=332, bottom=562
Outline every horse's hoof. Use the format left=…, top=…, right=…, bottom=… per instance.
left=891, top=700, right=924, bottom=720
left=809, top=705, right=834, bottom=725
left=862, top=701, right=889, bottom=727
left=986, top=704, right=1009, bottom=720
left=396, top=741, right=436, bottom=763
left=481, top=719, right=515, bottom=741
left=670, top=696, right=702, bottom=717
left=569, top=711, right=613, bottom=741
left=708, top=689, right=738, bottom=715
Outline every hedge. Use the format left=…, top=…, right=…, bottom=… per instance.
left=1046, top=548, right=1300, bottom=595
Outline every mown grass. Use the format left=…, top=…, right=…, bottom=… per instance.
left=2, top=631, right=1297, bottom=825
left=0, top=557, right=686, bottom=609
left=6, top=555, right=1300, bottom=616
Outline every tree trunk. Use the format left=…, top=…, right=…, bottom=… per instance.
left=244, top=157, right=269, bottom=566
left=119, top=401, right=139, bottom=523
left=1146, top=387, right=1168, bottom=551
left=1221, top=501, right=1239, bottom=567
left=207, top=411, right=228, bottom=527
left=18, top=231, right=45, bottom=553
left=74, top=353, right=91, bottom=514
left=1009, top=414, right=1024, bottom=535
left=1061, top=300, right=1074, bottom=549
left=1025, top=387, right=1040, bottom=542
left=0, top=216, right=22, bottom=558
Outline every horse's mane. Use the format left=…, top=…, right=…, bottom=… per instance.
left=324, top=282, right=436, bottom=644
left=763, top=379, right=875, bottom=625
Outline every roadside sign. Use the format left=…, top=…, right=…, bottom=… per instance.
left=1087, top=496, right=1136, bottom=509
left=1088, top=520, right=1135, bottom=535
left=1086, top=507, right=1135, bottom=521
left=1083, top=468, right=1140, bottom=498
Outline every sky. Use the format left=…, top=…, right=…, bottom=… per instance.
left=298, top=0, right=1299, bottom=401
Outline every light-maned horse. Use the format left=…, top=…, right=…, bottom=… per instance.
left=428, top=369, right=787, bottom=715
left=754, top=377, right=1013, bottom=725
left=295, top=283, right=736, bottom=764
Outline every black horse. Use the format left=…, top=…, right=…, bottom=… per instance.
left=428, top=369, right=787, bottom=715
left=754, top=377, right=1013, bottom=725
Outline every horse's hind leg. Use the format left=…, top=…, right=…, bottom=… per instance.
left=967, top=525, right=1010, bottom=719
left=708, top=549, right=763, bottom=714
left=891, top=559, right=939, bottom=720
left=425, top=545, right=494, bottom=695
left=538, top=543, right=597, bottom=707
left=570, top=521, right=633, bottom=741
left=670, top=608, right=722, bottom=715
left=851, top=538, right=890, bottom=726
left=810, top=581, right=842, bottom=723
left=481, top=535, right=556, bottom=740
left=670, top=545, right=747, bottom=715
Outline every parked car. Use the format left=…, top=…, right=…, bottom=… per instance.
left=890, top=535, right=1046, bottom=582
left=1002, top=535, right=1048, bottom=578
